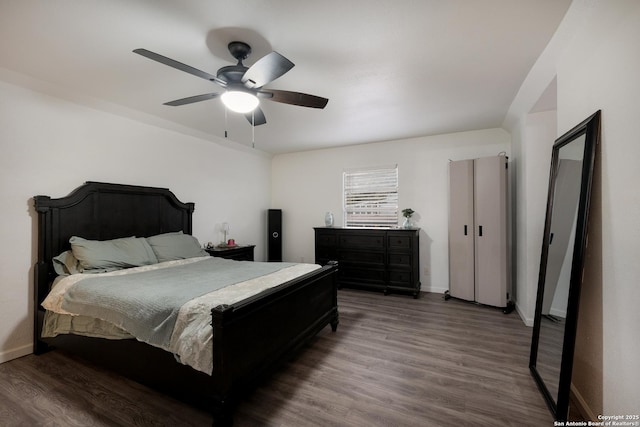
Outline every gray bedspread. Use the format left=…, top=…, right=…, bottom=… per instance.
left=61, top=257, right=295, bottom=350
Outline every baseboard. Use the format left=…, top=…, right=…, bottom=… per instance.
left=428, top=288, right=533, bottom=323
left=0, top=343, right=33, bottom=364
left=570, top=383, right=597, bottom=421
left=549, top=307, right=567, bottom=318
left=515, top=302, right=534, bottom=326
left=424, top=285, right=448, bottom=295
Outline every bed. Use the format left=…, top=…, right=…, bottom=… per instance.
left=33, top=181, right=339, bottom=426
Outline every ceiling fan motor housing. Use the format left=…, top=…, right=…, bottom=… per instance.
left=218, top=42, right=253, bottom=83
left=228, top=41, right=252, bottom=62
left=217, top=65, right=248, bottom=83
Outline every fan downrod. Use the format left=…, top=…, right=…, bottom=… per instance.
left=228, top=41, right=251, bottom=63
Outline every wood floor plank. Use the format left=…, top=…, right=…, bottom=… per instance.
left=0, top=290, right=553, bottom=426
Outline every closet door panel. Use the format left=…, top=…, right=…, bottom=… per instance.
left=448, top=159, right=475, bottom=301
left=474, top=156, right=508, bottom=307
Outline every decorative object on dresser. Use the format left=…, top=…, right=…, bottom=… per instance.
left=324, top=211, right=334, bottom=227
left=401, top=208, right=415, bottom=229
left=315, top=227, right=420, bottom=298
left=205, top=244, right=255, bottom=261
left=445, top=155, right=513, bottom=313
left=33, top=182, right=339, bottom=426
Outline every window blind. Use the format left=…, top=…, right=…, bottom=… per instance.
left=343, top=165, right=398, bottom=228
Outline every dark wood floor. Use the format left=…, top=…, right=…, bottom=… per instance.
left=0, top=290, right=553, bottom=426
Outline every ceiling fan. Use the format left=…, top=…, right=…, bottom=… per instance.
left=133, top=41, right=329, bottom=126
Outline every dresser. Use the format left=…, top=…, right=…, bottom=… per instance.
left=314, top=227, right=420, bottom=298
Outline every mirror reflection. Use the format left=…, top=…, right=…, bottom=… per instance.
left=536, top=135, right=585, bottom=401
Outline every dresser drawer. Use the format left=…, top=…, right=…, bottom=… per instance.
left=340, top=266, right=386, bottom=286
left=388, top=253, right=412, bottom=267
left=316, top=232, right=336, bottom=247
left=339, top=249, right=385, bottom=265
left=316, top=246, right=337, bottom=262
left=387, top=234, right=412, bottom=251
left=339, top=233, right=384, bottom=249
left=388, top=270, right=414, bottom=286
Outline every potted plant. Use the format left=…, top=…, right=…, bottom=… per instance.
left=401, top=208, right=415, bottom=229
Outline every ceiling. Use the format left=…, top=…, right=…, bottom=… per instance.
left=0, top=1, right=571, bottom=154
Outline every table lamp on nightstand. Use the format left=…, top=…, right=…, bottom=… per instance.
left=221, top=222, right=230, bottom=244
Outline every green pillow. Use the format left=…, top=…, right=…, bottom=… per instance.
left=52, top=250, right=82, bottom=276
left=145, top=231, right=208, bottom=262
left=69, top=236, right=159, bottom=273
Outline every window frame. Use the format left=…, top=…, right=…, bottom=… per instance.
left=342, top=164, right=399, bottom=228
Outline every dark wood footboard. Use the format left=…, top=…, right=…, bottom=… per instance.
left=210, top=261, right=338, bottom=425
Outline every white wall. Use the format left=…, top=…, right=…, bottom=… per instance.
left=556, top=0, right=640, bottom=415
left=271, top=129, right=510, bottom=294
left=506, top=0, right=640, bottom=416
left=512, top=110, right=557, bottom=325
left=0, top=78, right=272, bottom=363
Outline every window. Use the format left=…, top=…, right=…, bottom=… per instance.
left=343, top=165, right=398, bottom=228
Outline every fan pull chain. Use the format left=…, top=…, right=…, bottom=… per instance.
left=224, top=107, right=228, bottom=138
left=252, top=111, right=255, bottom=148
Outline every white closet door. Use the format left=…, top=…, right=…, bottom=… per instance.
left=474, top=156, right=508, bottom=307
left=448, top=160, right=475, bottom=301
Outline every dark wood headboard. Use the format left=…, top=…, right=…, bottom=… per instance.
left=33, top=181, right=195, bottom=309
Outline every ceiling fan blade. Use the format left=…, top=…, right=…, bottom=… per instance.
left=258, top=89, right=328, bottom=109
left=242, top=52, right=294, bottom=89
left=133, top=48, right=226, bottom=86
left=163, top=93, right=220, bottom=106
left=244, top=106, right=267, bottom=126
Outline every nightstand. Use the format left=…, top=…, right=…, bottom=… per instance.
left=205, top=245, right=255, bottom=261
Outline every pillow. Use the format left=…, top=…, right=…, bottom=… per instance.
left=52, top=250, right=82, bottom=276
left=70, top=236, right=159, bottom=273
left=145, top=231, right=208, bottom=262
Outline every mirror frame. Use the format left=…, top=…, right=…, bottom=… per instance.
left=529, top=110, right=601, bottom=421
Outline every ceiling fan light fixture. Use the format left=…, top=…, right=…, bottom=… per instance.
left=221, top=90, right=259, bottom=113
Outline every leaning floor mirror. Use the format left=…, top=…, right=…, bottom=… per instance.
left=529, top=110, right=601, bottom=421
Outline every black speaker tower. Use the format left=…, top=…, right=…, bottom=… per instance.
left=267, top=209, right=282, bottom=262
